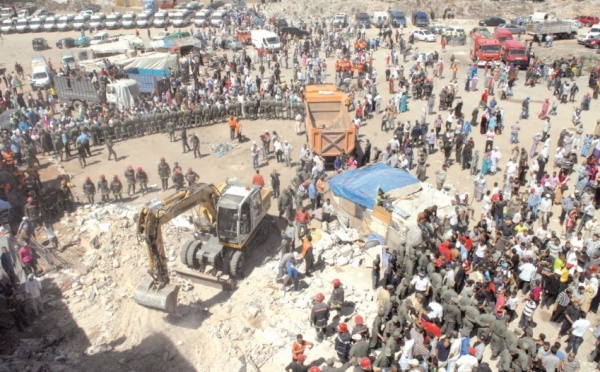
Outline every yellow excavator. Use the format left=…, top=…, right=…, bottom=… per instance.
left=133, top=182, right=272, bottom=313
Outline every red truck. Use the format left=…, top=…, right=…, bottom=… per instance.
left=501, top=39, right=529, bottom=68
left=494, top=28, right=513, bottom=43
left=471, top=31, right=502, bottom=66
left=159, top=0, right=176, bottom=9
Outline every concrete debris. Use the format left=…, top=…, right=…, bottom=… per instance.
left=211, top=142, right=239, bottom=157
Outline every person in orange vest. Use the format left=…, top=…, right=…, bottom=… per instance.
left=228, top=116, right=237, bottom=140
left=235, top=119, right=243, bottom=143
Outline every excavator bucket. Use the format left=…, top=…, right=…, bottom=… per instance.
left=133, top=277, right=179, bottom=313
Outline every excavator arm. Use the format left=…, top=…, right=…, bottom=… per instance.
left=134, top=183, right=221, bottom=313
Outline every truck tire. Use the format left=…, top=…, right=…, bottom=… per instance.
left=185, top=240, right=203, bottom=269
left=180, top=239, right=196, bottom=266
left=229, top=250, right=245, bottom=279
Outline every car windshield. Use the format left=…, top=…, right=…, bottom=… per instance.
left=2, top=20, right=10, bottom=25
left=509, top=49, right=525, bottom=56
left=423, top=30, right=432, bottom=35
left=266, top=37, right=279, bottom=43
left=30, top=19, right=41, bottom=25
left=33, top=72, right=47, bottom=79
left=123, top=15, right=133, bottom=20
left=107, top=15, right=117, bottom=21
left=91, top=16, right=102, bottom=21
left=173, top=14, right=183, bottom=20
left=138, top=14, right=148, bottom=20
left=217, top=207, right=238, bottom=242
left=156, top=14, right=166, bottom=20
left=17, top=19, right=27, bottom=24
left=482, top=45, right=501, bottom=52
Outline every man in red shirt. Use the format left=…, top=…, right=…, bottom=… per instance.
left=438, top=240, right=452, bottom=264
left=295, top=207, right=311, bottom=240
left=252, top=169, right=265, bottom=187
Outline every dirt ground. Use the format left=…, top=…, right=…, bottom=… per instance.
left=2, top=3, right=600, bottom=371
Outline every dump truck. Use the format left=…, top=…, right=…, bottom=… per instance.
left=54, top=76, right=140, bottom=110
left=304, top=85, right=356, bottom=159
left=133, top=182, right=272, bottom=313
left=526, top=20, right=578, bottom=40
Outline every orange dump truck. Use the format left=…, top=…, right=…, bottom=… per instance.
left=304, top=85, right=356, bottom=158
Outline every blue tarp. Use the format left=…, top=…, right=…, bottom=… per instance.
left=329, top=163, right=420, bottom=210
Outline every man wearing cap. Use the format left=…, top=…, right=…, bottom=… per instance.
left=277, top=251, right=298, bottom=281
left=349, top=333, right=369, bottom=360
left=311, top=293, right=329, bottom=342
left=250, top=141, right=260, bottom=169
left=24, top=273, right=43, bottom=316
left=283, top=140, right=294, bottom=167
left=410, top=271, right=431, bottom=301
left=369, top=310, right=386, bottom=351
left=441, top=297, right=462, bottom=334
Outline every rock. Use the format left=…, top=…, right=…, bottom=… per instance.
left=118, top=358, right=127, bottom=364
left=112, top=259, right=120, bottom=269
left=351, top=257, right=362, bottom=267
left=339, top=244, right=354, bottom=257
left=176, top=340, right=184, bottom=346
left=245, top=306, right=260, bottom=319
left=336, top=257, right=350, bottom=266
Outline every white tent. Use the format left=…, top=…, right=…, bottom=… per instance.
left=107, top=79, right=139, bottom=109
left=89, top=40, right=135, bottom=55
left=115, top=52, right=178, bottom=71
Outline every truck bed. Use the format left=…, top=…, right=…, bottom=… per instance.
left=54, top=76, right=100, bottom=103
left=306, top=101, right=353, bottom=130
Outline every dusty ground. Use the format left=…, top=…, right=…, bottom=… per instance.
left=1, top=1, right=600, bottom=371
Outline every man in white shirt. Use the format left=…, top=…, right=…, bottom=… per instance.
left=446, top=332, right=462, bottom=372
left=24, top=273, right=44, bottom=316
left=518, top=258, right=537, bottom=294
left=455, top=347, right=479, bottom=372
left=565, top=316, right=590, bottom=356
left=410, top=271, right=431, bottom=297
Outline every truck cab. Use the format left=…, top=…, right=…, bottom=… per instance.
left=29, top=17, right=43, bottom=32
left=0, top=7, right=16, bottom=20
left=355, top=12, right=371, bottom=28
left=388, top=10, right=406, bottom=28
left=250, top=30, right=281, bottom=50
left=153, top=10, right=169, bottom=28
left=194, top=9, right=210, bottom=27
left=172, top=10, right=192, bottom=27
left=471, top=33, right=502, bottom=66
left=493, top=27, right=513, bottom=42
left=136, top=12, right=153, bottom=28
left=0, top=19, right=15, bottom=34
left=90, top=32, right=110, bottom=45
left=62, top=52, right=76, bottom=70
left=372, top=11, right=389, bottom=28
left=105, top=13, right=123, bottom=29
left=122, top=12, right=136, bottom=28
left=332, top=13, right=348, bottom=28
left=501, top=39, right=528, bottom=68
left=16, top=17, right=29, bottom=33
left=412, top=11, right=429, bottom=27
left=210, top=10, right=224, bottom=27
left=43, top=16, right=57, bottom=32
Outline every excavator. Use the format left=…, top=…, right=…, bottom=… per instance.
left=133, top=182, right=272, bottom=313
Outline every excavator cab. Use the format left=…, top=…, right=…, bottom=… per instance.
left=134, top=182, right=272, bottom=313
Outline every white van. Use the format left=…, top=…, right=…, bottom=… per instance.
left=172, top=10, right=192, bottom=27
left=194, top=9, right=210, bottom=27
left=372, top=11, right=389, bottom=28
left=32, top=66, right=52, bottom=90
left=153, top=11, right=169, bottom=28
left=210, top=10, right=224, bottom=27
left=90, top=32, right=110, bottom=45
left=250, top=30, right=281, bottom=50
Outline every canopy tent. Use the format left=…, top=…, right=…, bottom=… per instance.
left=115, top=52, right=178, bottom=72
left=89, top=40, right=135, bottom=55
left=108, top=79, right=139, bottom=109
left=329, top=163, right=422, bottom=210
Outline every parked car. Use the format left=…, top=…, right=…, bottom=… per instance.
left=72, top=15, right=88, bottom=30
left=15, top=17, right=29, bottom=33
left=413, top=29, right=437, bottom=42
left=274, top=18, right=288, bottom=28
left=479, top=17, right=506, bottom=27
left=186, top=1, right=204, bottom=10
left=151, top=31, right=171, bottom=41
left=56, top=37, right=76, bottom=48
left=56, top=15, right=74, bottom=31
left=32, top=37, right=49, bottom=51
left=496, top=24, right=525, bottom=36
left=470, top=26, right=491, bottom=36
left=76, top=5, right=100, bottom=13
left=221, top=37, right=243, bottom=50
left=575, top=15, right=599, bottom=27
left=355, top=12, right=371, bottom=28
left=586, top=38, right=600, bottom=49
left=280, top=26, right=311, bottom=38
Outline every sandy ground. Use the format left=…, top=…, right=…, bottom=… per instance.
left=2, top=9, right=600, bottom=371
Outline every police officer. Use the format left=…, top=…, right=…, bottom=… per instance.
left=98, top=175, right=110, bottom=203
left=181, top=128, right=190, bottom=153
left=191, top=133, right=200, bottom=158
left=83, top=176, right=96, bottom=204
left=158, top=157, right=171, bottom=191
left=311, top=293, right=330, bottom=342
left=441, top=297, right=461, bottom=333
left=110, top=175, right=123, bottom=202
left=136, top=167, right=149, bottom=195
left=124, top=165, right=136, bottom=196
left=185, top=167, right=199, bottom=187
left=172, top=169, right=184, bottom=191
left=106, top=136, right=117, bottom=161
left=167, top=120, right=175, bottom=142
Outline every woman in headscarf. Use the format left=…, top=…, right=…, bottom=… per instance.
left=470, top=106, right=479, bottom=127
left=538, top=98, right=549, bottom=119
left=399, top=92, right=408, bottom=113
left=479, top=112, right=489, bottom=135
